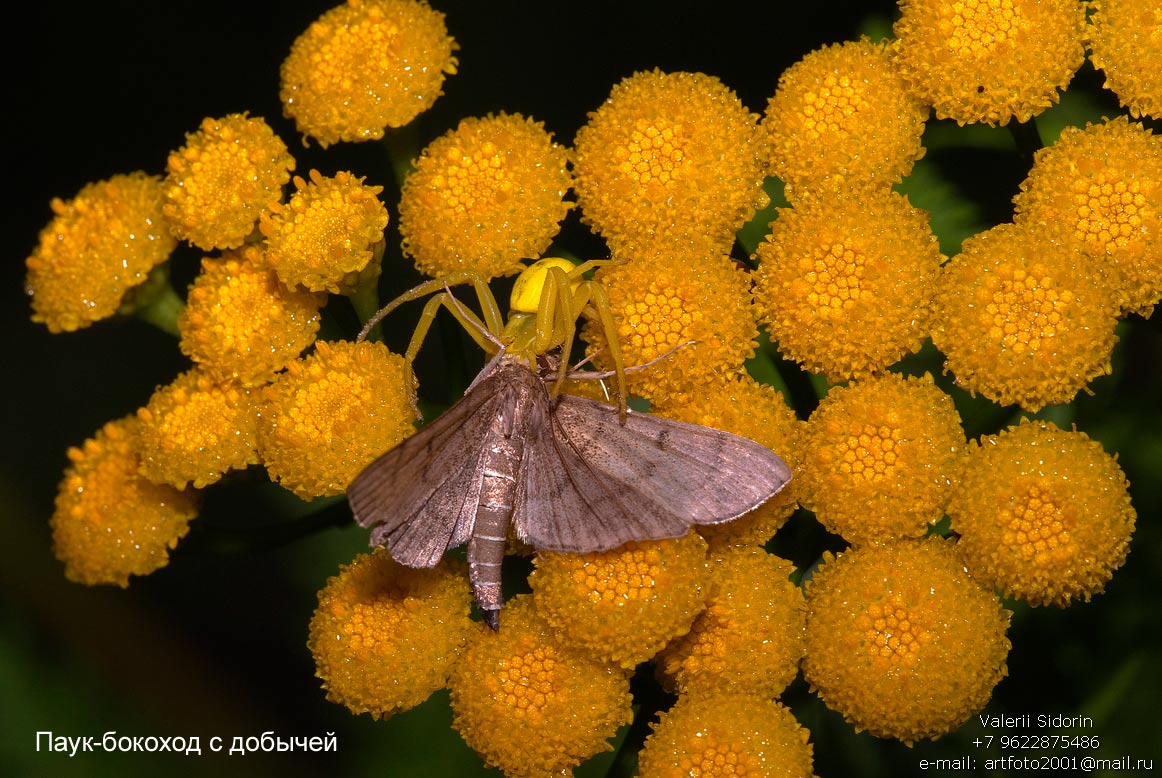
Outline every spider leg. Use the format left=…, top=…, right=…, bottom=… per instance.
left=357, top=270, right=507, bottom=418
left=577, top=279, right=629, bottom=423
left=567, top=258, right=626, bottom=277
left=538, top=266, right=581, bottom=393
left=356, top=270, right=504, bottom=343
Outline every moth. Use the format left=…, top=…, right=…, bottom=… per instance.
left=349, top=351, right=790, bottom=629
left=348, top=258, right=791, bottom=629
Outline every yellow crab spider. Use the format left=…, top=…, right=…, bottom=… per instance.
left=358, top=257, right=629, bottom=419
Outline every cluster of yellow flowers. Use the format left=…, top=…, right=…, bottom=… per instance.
left=25, top=0, right=1153, bottom=775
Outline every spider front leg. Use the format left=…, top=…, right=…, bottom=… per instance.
left=555, top=260, right=629, bottom=413
left=358, top=270, right=507, bottom=418
left=357, top=270, right=505, bottom=343
left=573, top=278, right=629, bottom=423
left=537, top=265, right=582, bottom=391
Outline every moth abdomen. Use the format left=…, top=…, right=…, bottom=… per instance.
left=468, top=406, right=527, bottom=629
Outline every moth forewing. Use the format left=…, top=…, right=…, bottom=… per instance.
left=349, top=356, right=792, bottom=628
left=347, top=363, right=514, bottom=566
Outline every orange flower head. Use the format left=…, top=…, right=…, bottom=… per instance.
left=530, top=533, right=710, bottom=669
left=1013, top=116, right=1162, bottom=316
left=1088, top=0, right=1162, bottom=120
left=949, top=419, right=1135, bottom=607
left=583, top=252, right=758, bottom=406
left=25, top=172, right=176, bottom=332
left=398, top=113, right=572, bottom=280
left=803, top=538, right=1011, bottom=744
left=163, top=113, right=294, bottom=250
left=892, top=0, right=1086, bottom=126
left=280, top=0, right=457, bottom=146
left=573, top=69, right=768, bottom=252
left=309, top=549, right=472, bottom=718
left=50, top=417, right=200, bottom=587
left=932, top=223, right=1119, bottom=410
left=753, top=188, right=942, bottom=382
left=178, top=246, right=323, bottom=387
left=800, top=372, right=964, bottom=546
left=136, top=369, right=261, bottom=489
left=259, top=340, right=415, bottom=500
left=260, top=169, right=389, bottom=294
left=449, top=595, right=632, bottom=778
left=638, top=691, right=815, bottom=778
left=657, top=549, right=806, bottom=697
left=763, top=38, right=927, bottom=193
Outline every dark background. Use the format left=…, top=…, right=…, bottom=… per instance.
left=4, top=2, right=1159, bottom=776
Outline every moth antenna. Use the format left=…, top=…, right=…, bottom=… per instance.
left=566, top=341, right=698, bottom=381
left=567, top=350, right=601, bottom=373
left=465, top=347, right=510, bottom=394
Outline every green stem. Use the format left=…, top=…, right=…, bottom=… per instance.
left=129, top=264, right=185, bottom=336
left=746, top=329, right=791, bottom=400
left=349, top=270, right=384, bottom=339
left=347, top=240, right=388, bottom=341
left=383, top=122, right=421, bottom=190
left=1009, top=118, right=1044, bottom=168
left=178, top=498, right=351, bottom=556
left=606, top=666, right=676, bottom=778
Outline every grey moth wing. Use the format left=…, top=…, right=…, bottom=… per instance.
left=347, top=367, right=513, bottom=568
left=511, top=390, right=792, bottom=553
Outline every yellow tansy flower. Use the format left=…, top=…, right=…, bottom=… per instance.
left=892, top=0, right=1087, bottom=126
left=50, top=417, right=200, bottom=587
left=308, top=549, right=473, bottom=719
left=398, top=113, right=572, bottom=280
left=763, top=38, right=927, bottom=195
left=657, top=549, right=806, bottom=698
left=638, top=691, right=814, bottom=778
left=1012, top=116, right=1162, bottom=316
left=280, top=0, right=458, bottom=147
left=932, top=223, right=1118, bottom=410
left=803, top=538, right=1011, bottom=744
left=1088, top=0, right=1162, bottom=120
left=572, top=69, right=768, bottom=252
left=260, top=169, right=389, bottom=294
left=163, top=113, right=295, bottom=250
left=259, top=340, right=414, bottom=500
left=949, top=419, right=1135, bottom=607
left=800, top=373, right=964, bottom=546
left=584, top=252, right=759, bottom=405
left=25, top=172, right=176, bottom=333
left=651, top=374, right=802, bottom=549
left=178, top=247, right=323, bottom=387
left=529, top=533, right=710, bottom=669
left=448, top=595, right=632, bottom=778
left=753, top=188, right=942, bottom=382
left=136, top=369, right=261, bottom=489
